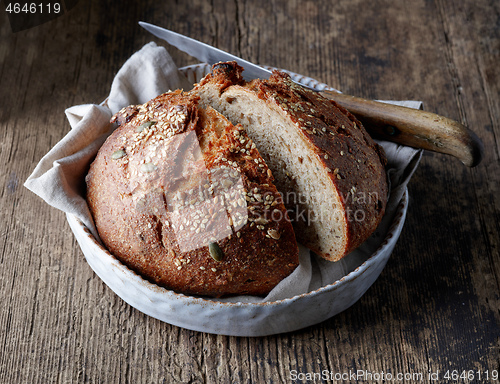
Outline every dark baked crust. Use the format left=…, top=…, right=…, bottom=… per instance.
left=86, top=90, right=299, bottom=297
left=198, top=62, right=388, bottom=260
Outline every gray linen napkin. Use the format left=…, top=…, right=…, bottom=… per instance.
left=25, top=42, right=422, bottom=302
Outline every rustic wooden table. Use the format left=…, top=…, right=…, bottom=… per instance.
left=1, top=0, right=499, bottom=382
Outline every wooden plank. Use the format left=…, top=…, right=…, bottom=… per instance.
left=0, top=0, right=499, bottom=382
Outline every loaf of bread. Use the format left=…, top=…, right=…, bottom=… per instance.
left=194, top=62, right=388, bottom=261
left=86, top=90, right=299, bottom=297
left=86, top=62, right=389, bottom=297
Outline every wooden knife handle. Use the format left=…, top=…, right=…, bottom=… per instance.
left=319, top=90, right=484, bottom=167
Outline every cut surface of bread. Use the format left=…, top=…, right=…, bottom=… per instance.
left=194, top=62, right=388, bottom=261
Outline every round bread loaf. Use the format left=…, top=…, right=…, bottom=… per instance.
left=86, top=90, right=299, bottom=297
left=194, top=62, right=388, bottom=261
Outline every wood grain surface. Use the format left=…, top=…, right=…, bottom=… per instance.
left=1, top=0, right=499, bottom=382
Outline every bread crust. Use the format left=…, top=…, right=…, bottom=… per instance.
left=86, top=90, right=299, bottom=297
left=196, top=62, right=388, bottom=260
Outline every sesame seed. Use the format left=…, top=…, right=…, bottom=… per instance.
left=254, top=217, right=268, bottom=225
left=267, top=229, right=280, bottom=239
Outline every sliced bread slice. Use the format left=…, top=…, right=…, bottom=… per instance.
left=194, top=62, right=388, bottom=261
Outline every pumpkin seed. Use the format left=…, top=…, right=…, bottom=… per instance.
left=111, top=149, right=126, bottom=160
left=136, top=121, right=156, bottom=132
left=208, top=242, right=223, bottom=262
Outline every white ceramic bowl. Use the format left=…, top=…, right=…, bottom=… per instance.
left=66, top=65, right=411, bottom=336
left=67, top=190, right=407, bottom=336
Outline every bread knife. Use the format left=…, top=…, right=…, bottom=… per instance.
left=139, top=22, right=483, bottom=167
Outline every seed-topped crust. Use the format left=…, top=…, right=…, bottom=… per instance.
left=86, top=91, right=299, bottom=297
left=195, top=62, right=388, bottom=261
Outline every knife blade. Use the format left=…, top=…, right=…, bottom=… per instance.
left=139, top=22, right=273, bottom=82
left=139, top=22, right=483, bottom=167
